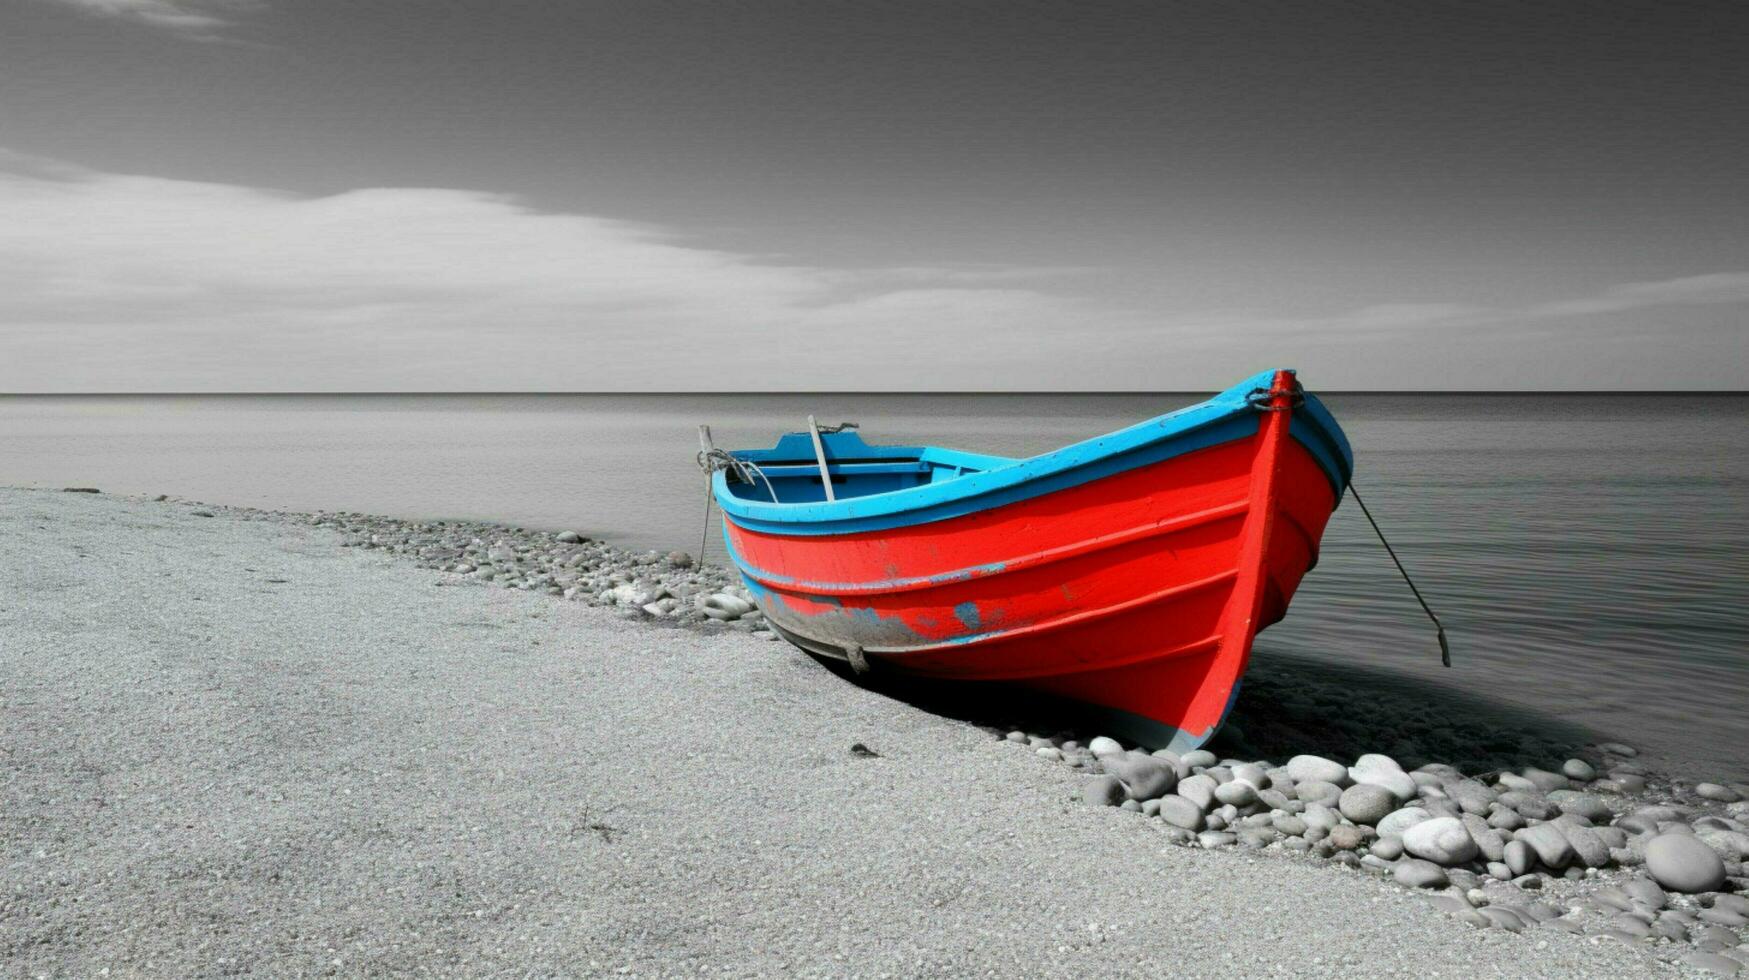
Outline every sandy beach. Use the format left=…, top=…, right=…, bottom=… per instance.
left=6, top=488, right=1721, bottom=977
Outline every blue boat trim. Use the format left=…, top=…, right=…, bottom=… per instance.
left=713, top=369, right=1353, bottom=537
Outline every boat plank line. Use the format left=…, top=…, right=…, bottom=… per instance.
left=730, top=499, right=1250, bottom=597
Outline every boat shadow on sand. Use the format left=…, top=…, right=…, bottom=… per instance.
left=817, top=646, right=1601, bottom=775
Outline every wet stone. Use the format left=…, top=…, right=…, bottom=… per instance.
left=1286, top=755, right=1350, bottom=786
left=1461, top=814, right=1506, bottom=862
left=1302, top=803, right=1341, bottom=832
left=1393, top=859, right=1449, bottom=889
left=1237, top=827, right=1277, bottom=849
left=1232, top=763, right=1268, bottom=788
left=1339, top=783, right=1398, bottom=826
left=1087, top=736, right=1124, bottom=757
left=1615, top=812, right=1660, bottom=836
left=1105, top=752, right=1178, bottom=801
left=1159, top=795, right=1204, bottom=831
left=1520, top=768, right=1571, bottom=793
left=1517, top=824, right=1577, bottom=870
left=1410, top=771, right=1446, bottom=791
left=1495, top=773, right=1537, bottom=793
left=1256, top=788, right=1295, bottom=812
left=1445, top=869, right=1481, bottom=892
left=1176, top=774, right=1217, bottom=811
left=1214, top=780, right=1258, bottom=807
left=1328, top=824, right=1367, bottom=851
left=1694, top=924, right=1740, bottom=949
left=1514, top=797, right=1561, bottom=822
left=1448, top=780, right=1498, bottom=815
left=1699, top=908, right=1749, bottom=927
left=1273, top=814, right=1308, bottom=837
left=1487, top=807, right=1526, bottom=831
left=1377, top=806, right=1432, bottom=839
left=1699, top=829, right=1749, bottom=862
left=1610, top=773, right=1648, bottom=794
left=1645, top=832, right=1728, bottom=893
left=1479, top=907, right=1527, bottom=932
left=1371, top=835, right=1405, bottom=861
left=1552, top=821, right=1612, bottom=868
left=1295, top=780, right=1343, bottom=807
left=1403, top=817, right=1479, bottom=866
left=1085, top=776, right=1125, bottom=806
left=1651, top=915, right=1690, bottom=943
left=1159, top=826, right=1196, bottom=846
left=1621, top=876, right=1668, bottom=909
left=1590, top=887, right=1635, bottom=913
left=1547, top=790, right=1612, bottom=823
left=1349, top=754, right=1417, bottom=801
left=1680, top=951, right=1743, bottom=977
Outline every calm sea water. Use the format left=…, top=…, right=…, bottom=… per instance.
left=5, top=393, right=1745, bottom=775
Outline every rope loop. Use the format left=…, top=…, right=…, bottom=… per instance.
left=697, top=448, right=779, bottom=503
left=1245, top=381, right=1306, bottom=413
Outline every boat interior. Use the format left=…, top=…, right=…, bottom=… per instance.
left=723, top=430, right=1014, bottom=505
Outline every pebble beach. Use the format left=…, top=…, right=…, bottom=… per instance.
left=5, top=487, right=1747, bottom=977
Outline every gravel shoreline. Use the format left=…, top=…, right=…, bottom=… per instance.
left=3, top=488, right=1742, bottom=977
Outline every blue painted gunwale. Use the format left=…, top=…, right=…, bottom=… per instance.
left=713, top=369, right=1353, bottom=538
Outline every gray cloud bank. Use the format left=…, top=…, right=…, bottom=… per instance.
left=34, top=0, right=258, bottom=38
left=1, top=155, right=1742, bottom=391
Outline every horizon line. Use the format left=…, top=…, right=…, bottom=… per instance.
left=0, top=389, right=1741, bottom=397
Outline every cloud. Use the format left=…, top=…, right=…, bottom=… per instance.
left=1526, top=273, right=1749, bottom=318
left=0, top=153, right=1742, bottom=391
left=36, top=0, right=259, bottom=38
left=0, top=156, right=1106, bottom=390
left=1174, top=275, right=1749, bottom=342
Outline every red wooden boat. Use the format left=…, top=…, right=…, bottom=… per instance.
left=708, top=369, right=1352, bottom=751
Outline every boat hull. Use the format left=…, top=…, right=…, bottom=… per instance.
left=716, top=371, right=1348, bottom=752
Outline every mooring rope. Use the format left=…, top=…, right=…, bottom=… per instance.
left=695, top=446, right=778, bottom=566
left=1347, top=480, right=1452, bottom=668
left=698, top=477, right=714, bottom=569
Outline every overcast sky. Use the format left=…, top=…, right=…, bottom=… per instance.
left=1, top=0, right=1744, bottom=391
